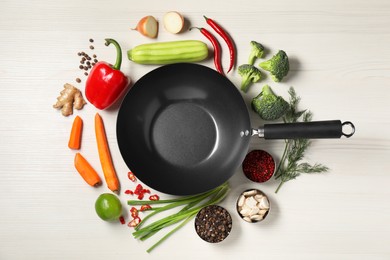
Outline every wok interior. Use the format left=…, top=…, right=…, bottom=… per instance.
left=117, top=63, right=251, bottom=195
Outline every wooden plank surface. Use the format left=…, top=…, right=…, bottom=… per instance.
left=0, top=0, right=389, bottom=259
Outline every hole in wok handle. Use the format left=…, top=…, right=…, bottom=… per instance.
left=341, top=121, right=355, bottom=138
left=260, top=120, right=355, bottom=139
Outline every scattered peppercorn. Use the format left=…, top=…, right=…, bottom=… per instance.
left=195, top=205, right=232, bottom=243
left=75, top=38, right=99, bottom=82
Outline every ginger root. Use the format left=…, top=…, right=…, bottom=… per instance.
left=53, top=83, right=86, bottom=116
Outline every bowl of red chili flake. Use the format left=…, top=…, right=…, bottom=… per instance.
left=242, top=150, right=275, bottom=183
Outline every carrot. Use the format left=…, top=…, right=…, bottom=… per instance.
left=95, top=113, right=120, bottom=193
left=68, top=115, right=83, bottom=149
left=74, top=153, right=101, bottom=187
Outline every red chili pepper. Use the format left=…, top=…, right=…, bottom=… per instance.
left=137, top=193, right=144, bottom=200
left=119, top=216, right=125, bottom=225
left=140, top=205, right=152, bottom=211
left=190, top=27, right=223, bottom=75
left=203, top=16, right=236, bottom=73
left=128, top=217, right=141, bottom=228
left=130, top=207, right=139, bottom=218
left=149, top=194, right=160, bottom=201
left=85, top=38, right=130, bottom=110
left=127, top=171, right=137, bottom=182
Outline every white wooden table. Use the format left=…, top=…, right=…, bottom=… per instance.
left=1, top=0, right=389, bottom=259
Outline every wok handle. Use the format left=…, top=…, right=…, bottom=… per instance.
left=258, top=120, right=355, bottom=139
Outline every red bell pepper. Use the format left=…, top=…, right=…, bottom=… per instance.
left=85, top=38, right=130, bottom=110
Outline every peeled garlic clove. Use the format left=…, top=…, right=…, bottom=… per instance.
left=238, top=195, right=245, bottom=207
left=243, top=190, right=257, bottom=197
left=255, top=194, right=264, bottom=202
left=250, top=214, right=264, bottom=221
left=259, top=209, right=268, bottom=216
left=259, top=196, right=270, bottom=209
left=243, top=216, right=252, bottom=223
left=245, top=196, right=258, bottom=208
left=240, top=207, right=251, bottom=217
left=249, top=207, right=260, bottom=216
left=241, top=203, right=251, bottom=211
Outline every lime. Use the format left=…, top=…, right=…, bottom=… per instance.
left=95, top=193, right=122, bottom=221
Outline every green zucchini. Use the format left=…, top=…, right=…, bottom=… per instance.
left=127, top=40, right=209, bottom=64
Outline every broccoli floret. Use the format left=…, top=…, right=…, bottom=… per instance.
left=238, top=64, right=262, bottom=93
left=251, top=84, right=289, bottom=121
left=248, top=41, right=265, bottom=65
left=259, top=50, right=289, bottom=82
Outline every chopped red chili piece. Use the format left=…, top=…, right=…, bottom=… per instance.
left=127, top=171, right=137, bottom=182
left=149, top=194, right=160, bottom=201
left=137, top=193, right=145, bottom=200
left=140, top=204, right=152, bottom=211
left=119, top=216, right=125, bottom=225
left=142, top=189, right=151, bottom=194
left=128, top=217, right=141, bottom=228
left=130, top=207, right=138, bottom=218
left=134, top=184, right=143, bottom=195
left=124, top=189, right=134, bottom=195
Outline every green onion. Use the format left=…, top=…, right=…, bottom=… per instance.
left=127, top=182, right=230, bottom=252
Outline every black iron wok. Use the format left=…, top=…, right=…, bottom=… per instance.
left=116, top=63, right=354, bottom=195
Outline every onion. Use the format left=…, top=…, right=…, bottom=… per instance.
left=132, top=15, right=158, bottom=38
left=163, top=11, right=185, bottom=34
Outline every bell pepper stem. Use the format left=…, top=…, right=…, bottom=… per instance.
left=104, top=38, right=122, bottom=70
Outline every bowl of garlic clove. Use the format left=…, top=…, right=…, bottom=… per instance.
left=236, top=189, right=270, bottom=223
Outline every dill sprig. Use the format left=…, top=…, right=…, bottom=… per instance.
left=274, top=87, right=329, bottom=193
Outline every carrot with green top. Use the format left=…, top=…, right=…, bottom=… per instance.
left=68, top=115, right=83, bottom=150
left=95, top=113, right=120, bottom=193
left=74, top=153, right=101, bottom=187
